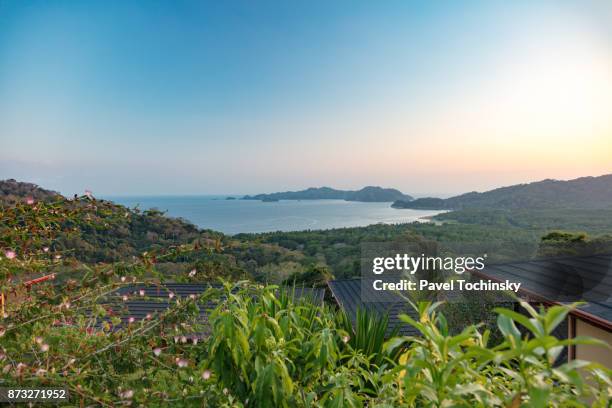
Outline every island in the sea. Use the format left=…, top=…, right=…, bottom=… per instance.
left=243, top=186, right=413, bottom=203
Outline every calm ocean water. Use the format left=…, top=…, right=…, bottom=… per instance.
left=104, top=196, right=442, bottom=235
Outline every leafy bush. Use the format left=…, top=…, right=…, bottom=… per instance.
left=2, top=273, right=610, bottom=406
left=387, top=301, right=611, bottom=407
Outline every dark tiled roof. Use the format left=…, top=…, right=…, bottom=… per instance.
left=327, top=279, right=420, bottom=337
left=99, top=300, right=211, bottom=330
left=115, top=282, right=221, bottom=298
left=472, top=254, right=612, bottom=329
left=115, top=283, right=325, bottom=303
left=97, top=283, right=325, bottom=330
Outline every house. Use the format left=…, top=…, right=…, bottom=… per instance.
left=470, top=253, right=612, bottom=367
left=327, top=254, right=611, bottom=368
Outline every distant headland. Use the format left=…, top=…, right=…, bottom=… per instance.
left=243, top=186, right=413, bottom=203
left=391, top=174, right=612, bottom=210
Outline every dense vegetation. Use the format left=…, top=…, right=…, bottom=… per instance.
left=1, top=180, right=611, bottom=406
left=0, top=182, right=308, bottom=284
left=392, top=174, right=612, bottom=210
left=2, top=269, right=610, bottom=406
left=243, top=186, right=413, bottom=202
left=238, top=209, right=612, bottom=280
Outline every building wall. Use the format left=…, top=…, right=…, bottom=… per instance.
left=573, top=318, right=612, bottom=368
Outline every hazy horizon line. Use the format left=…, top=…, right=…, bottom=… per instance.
left=6, top=171, right=610, bottom=200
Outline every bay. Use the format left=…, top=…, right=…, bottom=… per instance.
left=104, top=196, right=443, bottom=235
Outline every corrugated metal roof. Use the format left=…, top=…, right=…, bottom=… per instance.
left=327, top=279, right=420, bottom=337
left=472, top=254, right=612, bottom=329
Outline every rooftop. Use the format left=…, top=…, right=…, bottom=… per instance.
left=472, top=253, right=612, bottom=330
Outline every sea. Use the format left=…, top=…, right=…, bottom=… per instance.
left=104, top=196, right=443, bottom=235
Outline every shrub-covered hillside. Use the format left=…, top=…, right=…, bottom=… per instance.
left=0, top=180, right=611, bottom=406
left=0, top=181, right=309, bottom=283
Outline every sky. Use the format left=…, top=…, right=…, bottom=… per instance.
left=1, top=0, right=611, bottom=196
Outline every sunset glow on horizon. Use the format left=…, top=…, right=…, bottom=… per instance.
left=1, top=0, right=611, bottom=196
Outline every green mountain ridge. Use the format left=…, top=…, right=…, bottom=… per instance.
left=392, top=174, right=612, bottom=210
left=243, top=186, right=413, bottom=202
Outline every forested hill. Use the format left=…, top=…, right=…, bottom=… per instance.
left=0, top=179, right=306, bottom=282
left=392, top=174, right=612, bottom=210
left=0, top=179, right=62, bottom=204
left=243, top=186, right=413, bottom=202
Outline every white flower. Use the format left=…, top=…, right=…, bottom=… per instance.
left=223, top=388, right=229, bottom=395
left=4, top=250, right=16, bottom=260
left=180, top=336, right=187, bottom=344
left=202, top=369, right=211, bottom=380
left=189, top=294, right=196, bottom=299
left=120, top=276, right=126, bottom=282
left=153, top=347, right=162, bottom=357
left=176, top=358, right=188, bottom=368
left=188, top=269, right=197, bottom=277
left=128, top=317, right=135, bottom=324
left=168, top=292, right=175, bottom=299
left=145, top=313, right=152, bottom=320
left=40, top=344, right=49, bottom=352
left=35, top=337, right=44, bottom=344
left=122, top=295, right=128, bottom=302
left=43, top=247, right=49, bottom=252
left=35, top=368, right=47, bottom=377
left=192, top=337, right=198, bottom=345
left=26, top=197, right=35, bottom=205
left=139, top=289, right=145, bottom=297
left=342, top=335, right=350, bottom=344
left=119, top=389, right=134, bottom=399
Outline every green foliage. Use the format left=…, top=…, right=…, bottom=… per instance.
left=283, top=264, right=334, bottom=288
left=1, top=180, right=610, bottom=406
left=386, top=301, right=611, bottom=407
left=335, top=308, right=400, bottom=367
left=2, top=275, right=609, bottom=406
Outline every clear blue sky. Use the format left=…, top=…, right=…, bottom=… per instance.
left=1, top=0, right=611, bottom=196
